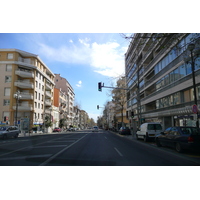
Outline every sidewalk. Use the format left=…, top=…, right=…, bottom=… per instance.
left=108, top=130, right=136, bottom=141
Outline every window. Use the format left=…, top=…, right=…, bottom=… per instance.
left=4, top=88, right=10, bottom=96
left=6, top=64, right=12, bottom=71
left=173, top=68, right=179, bottom=81
left=186, top=63, right=192, bottom=75
left=35, top=91, right=37, bottom=99
left=5, top=76, right=11, bottom=83
left=35, top=81, right=38, bottom=88
left=7, top=53, right=13, bottom=59
left=179, top=64, right=186, bottom=78
left=3, top=99, right=10, bottom=106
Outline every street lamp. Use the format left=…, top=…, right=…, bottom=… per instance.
left=185, top=39, right=200, bottom=128
left=14, top=90, right=22, bottom=126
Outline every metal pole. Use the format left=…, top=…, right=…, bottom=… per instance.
left=15, top=97, right=18, bottom=126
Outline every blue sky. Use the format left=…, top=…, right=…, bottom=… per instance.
left=0, top=33, right=130, bottom=121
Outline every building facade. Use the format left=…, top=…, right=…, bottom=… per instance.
left=54, top=74, right=75, bottom=127
left=125, top=34, right=200, bottom=131
left=0, top=49, right=55, bottom=131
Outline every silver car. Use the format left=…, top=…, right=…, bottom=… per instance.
left=0, top=126, right=20, bottom=139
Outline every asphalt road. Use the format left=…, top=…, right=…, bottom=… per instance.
left=0, top=129, right=200, bottom=166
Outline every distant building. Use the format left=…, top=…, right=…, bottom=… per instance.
left=54, top=74, right=75, bottom=127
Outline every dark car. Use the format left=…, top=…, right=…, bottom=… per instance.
left=119, top=127, right=131, bottom=135
left=155, top=126, right=200, bottom=153
left=53, top=127, right=62, bottom=132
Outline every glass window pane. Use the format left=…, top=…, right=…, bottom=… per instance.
left=179, top=64, right=186, bottom=78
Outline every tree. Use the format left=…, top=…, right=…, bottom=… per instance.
left=45, top=115, right=52, bottom=128
left=111, top=77, right=127, bottom=126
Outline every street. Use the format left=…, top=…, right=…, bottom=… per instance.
left=0, top=129, right=200, bottom=166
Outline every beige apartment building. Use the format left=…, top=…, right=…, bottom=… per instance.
left=125, top=34, right=200, bottom=131
left=54, top=74, right=75, bottom=127
left=0, top=49, right=55, bottom=131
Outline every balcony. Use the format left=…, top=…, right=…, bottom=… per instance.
left=13, top=92, right=33, bottom=100
left=14, top=80, right=34, bottom=89
left=45, top=100, right=51, bottom=106
left=13, top=103, right=33, bottom=111
left=15, top=69, right=34, bottom=78
left=45, top=83, right=52, bottom=90
left=18, top=57, right=35, bottom=66
left=45, top=91, right=51, bottom=98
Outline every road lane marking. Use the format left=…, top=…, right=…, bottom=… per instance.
left=114, top=147, right=123, bottom=157
left=0, top=136, right=69, bottom=157
left=0, top=154, right=52, bottom=161
left=39, top=134, right=88, bottom=166
left=32, top=145, right=68, bottom=148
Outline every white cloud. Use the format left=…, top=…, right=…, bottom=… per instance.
left=37, top=37, right=127, bottom=78
left=76, top=80, right=82, bottom=87
left=69, top=39, right=73, bottom=43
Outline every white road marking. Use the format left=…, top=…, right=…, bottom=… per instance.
left=0, top=154, right=52, bottom=161
left=32, top=145, right=68, bottom=148
left=114, top=147, right=123, bottom=157
left=39, top=134, right=88, bottom=166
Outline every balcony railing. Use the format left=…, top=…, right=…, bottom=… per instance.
left=45, top=83, right=52, bottom=90
left=13, top=92, right=33, bottom=100
left=45, top=91, right=51, bottom=98
left=15, top=69, right=34, bottom=78
left=13, top=103, right=33, bottom=111
left=14, top=80, right=34, bottom=89
left=18, top=57, right=35, bottom=65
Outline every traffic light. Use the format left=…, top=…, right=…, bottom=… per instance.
left=131, top=111, right=134, bottom=118
left=98, top=82, right=102, bottom=92
left=97, top=105, right=99, bottom=109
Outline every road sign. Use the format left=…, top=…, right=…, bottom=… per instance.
left=192, top=104, right=198, bottom=114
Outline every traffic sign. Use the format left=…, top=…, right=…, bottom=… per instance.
left=192, top=104, right=198, bottom=114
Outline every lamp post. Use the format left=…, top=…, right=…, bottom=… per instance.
left=14, top=90, right=22, bottom=126
left=186, top=41, right=200, bottom=128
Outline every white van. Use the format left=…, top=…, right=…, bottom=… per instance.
left=136, top=123, right=163, bottom=142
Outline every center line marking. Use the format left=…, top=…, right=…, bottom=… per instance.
left=114, top=147, right=123, bottom=157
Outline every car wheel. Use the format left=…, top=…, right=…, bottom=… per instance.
left=175, top=142, right=183, bottom=153
left=144, top=135, right=148, bottom=142
left=136, top=134, right=139, bottom=140
left=3, top=134, right=7, bottom=139
left=155, top=138, right=162, bottom=147
left=14, top=134, right=18, bottom=139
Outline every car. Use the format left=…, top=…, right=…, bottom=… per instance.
left=155, top=126, right=200, bottom=153
left=136, top=123, right=163, bottom=142
left=0, top=126, right=20, bottom=139
left=119, top=127, right=131, bottom=135
left=53, top=127, right=62, bottom=132
left=92, top=126, right=99, bottom=132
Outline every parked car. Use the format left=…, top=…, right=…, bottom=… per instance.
left=0, top=126, right=20, bottom=139
left=92, top=126, right=99, bottom=132
left=119, top=127, right=131, bottom=135
left=136, top=123, right=163, bottom=142
left=53, top=127, right=62, bottom=132
left=67, top=127, right=75, bottom=131
left=155, top=126, right=200, bottom=153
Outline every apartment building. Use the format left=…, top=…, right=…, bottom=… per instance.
left=54, top=74, right=75, bottom=127
left=125, top=34, right=200, bottom=130
left=0, top=49, right=55, bottom=130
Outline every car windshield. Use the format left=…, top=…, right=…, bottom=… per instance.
left=180, top=127, right=200, bottom=135
left=148, top=124, right=162, bottom=130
